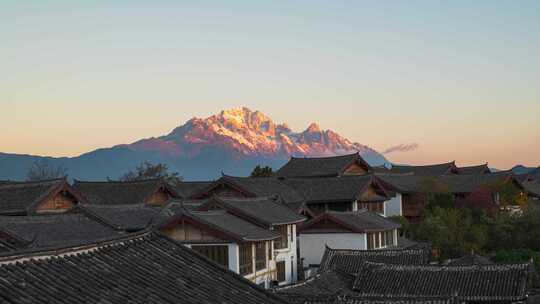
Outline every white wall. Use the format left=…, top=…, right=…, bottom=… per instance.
left=299, top=233, right=367, bottom=266
left=384, top=193, right=402, bottom=217
left=228, top=243, right=240, bottom=273
left=274, top=224, right=298, bottom=285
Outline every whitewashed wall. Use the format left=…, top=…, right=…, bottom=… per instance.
left=299, top=233, right=366, bottom=266
left=274, top=224, right=298, bottom=285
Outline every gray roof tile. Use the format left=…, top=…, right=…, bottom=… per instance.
left=276, top=153, right=371, bottom=178
left=0, top=233, right=288, bottom=304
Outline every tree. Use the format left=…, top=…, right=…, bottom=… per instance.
left=494, top=249, right=540, bottom=276
left=26, top=160, right=67, bottom=181
left=414, top=207, right=488, bottom=260
left=419, top=177, right=455, bottom=210
left=120, top=161, right=182, bottom=185
left=250, top=165, right=273, bottom=178
left=485, top=179, right=528, bottom=208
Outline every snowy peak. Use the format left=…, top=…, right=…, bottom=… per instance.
left=305, top=122, right=321, bottom=133
left=131, top=107, right=387, bottom=164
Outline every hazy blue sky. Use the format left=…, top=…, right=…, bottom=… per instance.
left=1, top=1, right=539, bottom=168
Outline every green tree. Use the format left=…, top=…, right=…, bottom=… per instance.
left=419, top=177, right=455, bottom=210
left=485, top=179, right=528, bottom=208
left=120, top=161, right=182, bottom=185
left=414, top=207, right=488, bottom=260
left=250, top=165, right=273, bottom=178
left=494, top=249, right=540, bottom=276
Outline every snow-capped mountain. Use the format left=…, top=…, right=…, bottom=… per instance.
left=0, top=107, right=387, bottom=181
left=123, top=107, right=384, bottom=160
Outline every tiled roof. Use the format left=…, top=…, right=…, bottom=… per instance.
left=174, top=198, right=209, bottom=210
left=283, top=200, right=306, bottom=213
left=446, top=252, right=493, bottom=266
left=74, top=179, right=178, bottom=205
left=161, top=206, right=280, bottom=242
left=300, top=210, right=399, bottom=234
left=282, top=296, right=457, bottom=304
left=351, top=262, right=534, bottom=302
left=523, top=181, right=540, bottom=197
left=275, top=270, right=456, bottom=304
left=0, top=232, right=288, bottom=304
left=219, top=175, right=305, bottom=204
left=0, top=231, right=28, bottom=253
left=0, top=178, right=79, bottom=215
left=282, top=175, right=385, bottom=204
left=457, top=164, right=491, bottom=175
left=318, top=245, right=431, bottom=274
left=276, top=269, right=355, bottom=300
left=202, top=196, right=306, bottom=227
left=275, top=153, right=371, bottom=178
left=0, top=213, right=122, bottom=250
left=82, top=204, right=163, bottom=231
left=396, top=237, right=431, bottom=250
left=384, top=162, right=457, bottom=176
left=377, top=171, right=518, bottom=194
left=175, top=181, right=214, bottom=198
left=440, top=171, right=518, bottom=194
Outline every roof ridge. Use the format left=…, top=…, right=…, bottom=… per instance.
left=289, top=152, right=358, bottom=160
left=363, top=260, right=532, bottom=270
left=0, top=177, right=65, bottom=187
left=325, top=245, right=428, bottom=254
left=0, top=230, right=153, bottom=263
left=178, top=180, right=214, bottom=184
left=392, top=162, right=455, bottom=168
left=73, top=178, right=165, bottom=184
left=219, top=196, right=277, bottom=202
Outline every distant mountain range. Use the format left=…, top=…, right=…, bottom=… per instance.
left=0, top=107, right=388, bottom=181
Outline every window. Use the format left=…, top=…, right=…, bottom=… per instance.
left=368, top=231, right=395, bottom=249
left=359, top=202, right=384, bottom=214
left=239, top=243, right=253, bottom=276
left=276, top=261, right=286, bottom=282
left=330, top=203, right=351, bottom=212
left=367, top=233, right=375, bottom=249
left=386, top=230, right=395, bottom=247
left=255, top=242, right=267, bottom=271
left=274, top=225, right=288, bottom=250
left=191, top=245, right=229, bottom=268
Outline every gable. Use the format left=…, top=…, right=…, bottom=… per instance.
left=35, top=191, right=77, bottom=214
left=300, top=217, right=355, bottom=234
left=358, top=184, right=387, bottom=202
left=145, top=187, right=171, bottom=205
left=342, top=162, right=368, bottom=176
left=161, top=219, right=227, bottom=242
left=198, top=183, right=250, bottom=199
left=199, top=199, right=225, bottom=211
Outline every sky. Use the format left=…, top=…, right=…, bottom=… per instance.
left=1, top=1, right=539, bottom=169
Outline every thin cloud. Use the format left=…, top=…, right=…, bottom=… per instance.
left=383, top=143, right=419, bottom=154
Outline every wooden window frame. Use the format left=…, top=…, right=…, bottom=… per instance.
left=191, top=245, right=229, bottom=268
left=239, top=243, right=253, bottom=276
left=276, top=260, right=286, bottom=283
left=255, top=242, right=267, bottom=271
left=367, top=233, right=375, bottom=250
left=274, top=225, right=289, bottom=250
